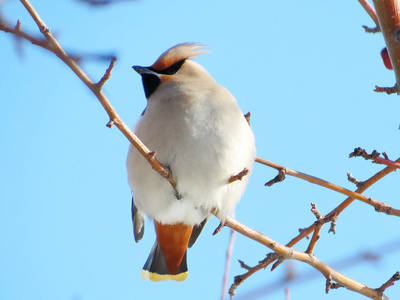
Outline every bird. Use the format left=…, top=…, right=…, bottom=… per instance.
left=126, top=43, right=256, bottom=282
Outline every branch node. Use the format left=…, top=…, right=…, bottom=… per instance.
left=271, top=249, right=294, bottom=271
left=40, top=25, right=49, bottom=34
left=260, top=252, right=280, bottom=265
left=106, top=119, right=115, bottom=128
left=264, top=168, right=286, bottom=187
left=347, top=172, right=364, bottom=187
left=244, top=111, right=251, bottom=126
left=238, top=260, right=251, bottom=270
left=349, top=147, right=381, bottom=162
left=271, top=256, right=285, bottom=271
left=15, top=20, right=22, bottom=31
left=298, top=228, right=310, bottom=239
left=326, top=275, right=344, bottom=293
left=327, top=213, right=338, bottom=234
left=382, top=152, right=389, bottom=160
left=393, top=29, right=400, bottom=44
left=212, top=221, right=225, bottom=235
left=311, top=203, right=323, bottom=220
left=326, top=276, right=333, bottom=294
left=97, top=56, right=117, bottom=88
left=374, top=84, right=398, bottom=94
left=228, top=167, right=249, bottom=184
left=148, top=151, right=157, bottom=159
left=376, top=271, right=400, bottom=294
left=362, top=25, right=380, bottom=33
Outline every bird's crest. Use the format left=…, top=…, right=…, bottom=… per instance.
left=151, top=43, right=209, bottom=71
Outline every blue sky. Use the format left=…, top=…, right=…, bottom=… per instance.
left=1, top=1, right=400, bottom=299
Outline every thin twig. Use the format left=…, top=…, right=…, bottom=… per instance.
left=264, top=168, right=286, bottom=187
left=97, top=57, right=117, bottom=88
left=286, top=157, right=400, bottom=249
left=372, top=0, right=400, bottom=94
left=0, top=19, right=53, bottom=52
left=305, top=203, right=323, bottom=255
left=375, top=156, right=400, bottom=169
left=213, top=222, right=225, bottom=236
left=228, top=168, right=249, bottom=184
left=350, top=147, right=400, bottom=169
left=310, top=203, right=323, bottom=220
left=244, top=112, right=251, bottom=126
left=358, top=0, right=380, bottom=30
left=238, top=260, right=252, bottom=271
left=362, top=25, right=380, bottom=33
left=221, top=229, right=236, bottom=300
left=328, top=213, right=338, bottom=234
left=376, top=271, right=400, bottom=294
left=15, top=0, right=178, bottom=190
left=375, top=84, right=398, bottom=94
left=221, top=214, right=389, bottom=300
left=230, top=157, right=400, bottom=296
left=285, top=288, right=290, bottom=300
left=347, top=172, right=364, bottom=187
left=255, top=156, right=400, bottom=216
left=305, top=222, right=322, bottom=255
left=4, top=3, right=398, bottom=299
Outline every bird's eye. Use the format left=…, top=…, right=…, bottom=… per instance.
left=161, top=59, right=186, bottom=75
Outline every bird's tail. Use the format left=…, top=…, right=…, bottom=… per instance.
left=141, top=241, right=188, bottom=282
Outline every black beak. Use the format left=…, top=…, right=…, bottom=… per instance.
left=132, top=65, right=159, bottom=77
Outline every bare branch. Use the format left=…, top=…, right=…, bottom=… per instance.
left=213, top=222, right=225, bottom=236
left=310, top=203, right=323, bottom=220
left=238, top=259, right=251, bottom=271
left=96, top=56, right=117, bottom=89
left=264, top=168, right=286, bottom=187
left=372, top=0, right=400, bottom=94
left=358, top=0, right=380, bottom=30
left=362, top=25, right=380, bottom=33
left=375, top=84, right=398, bottom=94
left=376, top=271, right=400, bottom=295
left=12, top=0, right=178, bottom=190
left=286, top=156, right=400, bottom=249
left=4, top=2, right=399, bottom=299
left=221, top=214, right=390, bottom=300
left=350, top=147, right=400, bottom=169
left=285, top=288, right=290, bottom=300
left=0, top=19, right=53, bottom=52
left=326, top=275, right=345, bottom=293
left=231, top=157, right=400, bottom=296
left=229, top=252, right=279, bottom=297
left=305, top=203, right=323, bottom=254
left=347, top=172, right=364, bottom=187
left=256, top=156, right=400, bottom=216
left=305, top=223, right=322, bottom=255
left=221, top=229, right=236, bottom=300
left=328, top=213, right=338, bottom=234
left=228, top=168, right=249, bottom=184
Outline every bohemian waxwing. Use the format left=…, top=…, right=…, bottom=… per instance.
left=127, top=43, right=256, bottom=282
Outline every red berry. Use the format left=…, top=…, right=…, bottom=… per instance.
left=381, top=47, right=393, bottom=70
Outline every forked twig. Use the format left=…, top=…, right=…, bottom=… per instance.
left=256, top=156, right=400, bottom=216
left=376, top=271, right=400, bottom=295
left=229, top=157, right=400, bottom=297
left=9, top=0, right=178, bottom=190
left=219, top=214, right=389, bottom=300
left=2, top=2, right=398, bottom=299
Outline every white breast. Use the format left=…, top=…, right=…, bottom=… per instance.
left=126, top=81, right=256, bottom=225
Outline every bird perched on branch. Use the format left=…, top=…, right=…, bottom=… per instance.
left=127, top=43, right=256, bottom=281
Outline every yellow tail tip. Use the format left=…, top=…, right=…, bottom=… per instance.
left=141, top=270, right=188, bottom=282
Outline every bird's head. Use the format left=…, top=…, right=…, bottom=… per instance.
left=133, top=43, right=210, bottom=99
